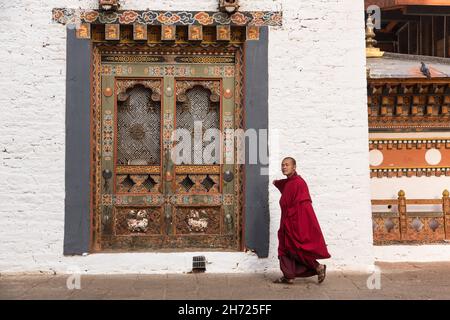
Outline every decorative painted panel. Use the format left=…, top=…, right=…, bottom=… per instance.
left=52, top=9, right=283, bottom=27
left=369, top=138, right=450, bottom=178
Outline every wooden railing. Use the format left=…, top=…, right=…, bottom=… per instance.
left=371, top=190, right=450, bottom=244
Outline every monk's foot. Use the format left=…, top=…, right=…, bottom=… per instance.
left=273, top=277, right=294, bottom=284
left=317, top=264, right=326, bottom=284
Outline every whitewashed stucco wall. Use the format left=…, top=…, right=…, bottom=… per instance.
left=0, top=0, right=378, bottom=274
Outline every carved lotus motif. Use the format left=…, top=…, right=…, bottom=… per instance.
left=186, top=209, right=208, bottom=232
left=127, top=209, right=149, bottom=232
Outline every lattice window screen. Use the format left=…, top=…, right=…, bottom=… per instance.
left=117, top=85, right=161, bottom=165
left=176, top=86, right=220, bottom=164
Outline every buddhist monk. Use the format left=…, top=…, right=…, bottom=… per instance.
left=273, top=157, right=331, bottom=284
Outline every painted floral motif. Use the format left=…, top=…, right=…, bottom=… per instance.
left=103, top=113, right=113, bottom=157
left=102, top=194, right=113, bottom=206
left=224, top=129, right=234, bottom=163
left=169, top=195, right=222, bottom=205
left=144, top=195, right=164, bottom=205
left=145, top=66, right=193, bottom=77
left=114, top=195, right=129, bottom=205
left=205, top=66, right=234, bottom=78
left=223, top=194, right=234, bottom=205
left=102, top=65, right=132, bottom=75
left=224, top=66, right=234, bottom=77
left=223, top=114, right=234, bottom=129
left=176, top=67, right=189, bottom=76
left=163, top=112, right=173, bottom=151
left=164, top=66, right=175, bottom=76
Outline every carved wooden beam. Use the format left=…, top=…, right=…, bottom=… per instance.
left=368, top=80, right=450, bottom=132
left=52, top=9, right=282, bottom=27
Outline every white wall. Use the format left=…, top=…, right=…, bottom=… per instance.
left=0, top=0, right=375, bottom=274
left=267, top=0, right=374, bottom=270
left=371, top=176, right=450, bottom=200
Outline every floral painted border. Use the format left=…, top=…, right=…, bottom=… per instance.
left=52, top=9, right=282, bottom=26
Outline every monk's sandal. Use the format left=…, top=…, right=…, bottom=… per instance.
left=317, top=265, right=326, bottom=284
left=273, top=277, right=294, bottom=284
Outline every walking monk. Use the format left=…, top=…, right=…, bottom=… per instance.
left=273, top=157, right=331, bottom=284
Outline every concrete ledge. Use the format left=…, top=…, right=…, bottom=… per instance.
left=374, top=244, right=450, bottom=262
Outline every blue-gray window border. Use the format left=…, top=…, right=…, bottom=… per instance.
left=64, top=27, right=269, bottom=257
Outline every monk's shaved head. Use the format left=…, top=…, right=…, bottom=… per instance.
left=281, top=157, right=297, bottom=177
left=282, top=157, right=296, bottom=166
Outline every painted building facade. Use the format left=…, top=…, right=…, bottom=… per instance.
left=1, top=0, right=447, bottom=275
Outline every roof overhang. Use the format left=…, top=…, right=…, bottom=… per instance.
left=367, top=52, right=450, bottom=79
left=365, top=0, right=450, bottom=10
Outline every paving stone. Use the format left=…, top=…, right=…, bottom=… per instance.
left=2, top=263, right=450, bottom=299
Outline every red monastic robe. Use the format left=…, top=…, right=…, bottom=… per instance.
left=274, top=172, right=331, bottom=263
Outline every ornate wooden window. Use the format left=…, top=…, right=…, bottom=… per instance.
left=62, top=22, right=270, bottom=257
left=90, top=43, right=245, bottom=251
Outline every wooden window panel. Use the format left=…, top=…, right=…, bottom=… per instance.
left=434, top=16, right=445, bottom=57
left=421, top=16, right=433, bottom=56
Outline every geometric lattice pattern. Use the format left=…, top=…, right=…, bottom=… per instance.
left=179, top=175, right=195, bottom=192
left=117, top=85, right=161, bottom=165
left=176, top=85, right=219, bottom=164
left=200, top=175, right=216, bottom=191
left=116, top=174, right=160, bottom=193
left=176, top=174, right=219, bottom=193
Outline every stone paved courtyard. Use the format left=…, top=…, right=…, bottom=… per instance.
left=1, top=262, right=450, bottom=300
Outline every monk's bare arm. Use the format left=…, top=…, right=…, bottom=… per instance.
left=273, top=179, right=287, bottom=193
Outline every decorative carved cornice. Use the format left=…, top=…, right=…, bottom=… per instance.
left=368, top=80, right=450, bottom=132
left=369, top=138, right=450, bottom=178
left=176, top=80, right=221, bottom=102
left=115, top=79, right=162, bottom=101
